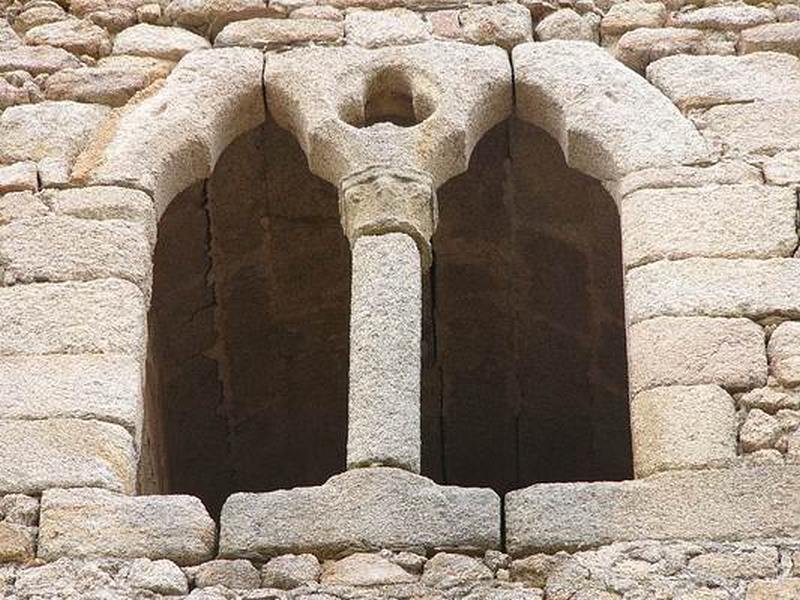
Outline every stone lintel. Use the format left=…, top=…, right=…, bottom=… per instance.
left=339, top=165, right=437, bottom=267
left=505, top=465, right=800, bottom=556
left=218, top=467, right=500, bottom=560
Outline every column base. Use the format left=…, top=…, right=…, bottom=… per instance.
left=219, top=467, right=500, bottom=560
left=505, top=465, right=800, bottom=556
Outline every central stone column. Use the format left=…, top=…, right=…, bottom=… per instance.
left=339, top=165, right=437, bottom=474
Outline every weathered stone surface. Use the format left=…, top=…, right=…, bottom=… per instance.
left=195, top=560, right=260, bottom=589
left=647, top=52, right=800, bottom=111
left=421, top=553, right=492, bottom=589
left=96, top=54, right=175, bottom=79
left=696, top=99, right=800, bottom=157
left=0, top=494, right=39, bottom=526
left=739, top=387, right=800, bottom=412
left=462, top=3, right=533, bottom=49
left=614, top=28, right=734, bottom=73
left=45, top=186, right=156, bottom=248
left=740, top=408, right=782, bottom=452
left=44, top=66, right=158, bottom=106
left=0, top=192, right=47, bottom=223
left=535, top=9, right=594, bottom=42
left=321, top=553, right=417, bottom=586
left=0, top=279, right=146, bottom=356
left=261, top=554, right=321, bottom=589
left=601, top=1, right=665, bottom=36
left=166, top=0, right=276, bottom=34
left=746, top=578, right=800, bottom=599
left=0, top=100, right=110, bottom=186
left=670, top=5, right=774, bottom=31
left=0, top=354, right=141, bottom=432
left=764, top=149, right=800, bottom=185
left=345, top=8, right=430, bottom=47
left=620, top=184, right=797, bottom=267
left=113, top=23, right=210, bottom=60
left=740, top=22, right=800, bottom=55
left=38, top=488, right=216, bottom=565
left=348, top=233, right=421, bottom=471
left=505, top=465, right=800, bottom=554
left=628, top=316, right=766, bottom=393
left=625, top=258, right=800, bottom=323
left=25, top=19, right=111, bottom=57
left=125, top=558, right=189, bottom=595
left=513, top=41, right=709, bottom=181
left=14, top=3, right=69, bottom=34
left=0, top=45, right=82, bottom=74
left=0, top=216, right=151, bottom=290
left=75, top=48, right=264, bottom=215
left=0, top=521, right=34, bottom=562
left=688, top=547, right=779, bottom=579
left=768, top=321, right=800, bottom=387
left=219, top=467, right=500, bottom=560
left=214, top=17, right=343, bottom=48
left=0, top=162, right=37, bottom=194
left=0, top=418, right=135, bottom=494
left=631, top=385, right=736, bottom=477
left=0, top=21, right=22, bottom=49
left=0, top=76, right=34, bottom=109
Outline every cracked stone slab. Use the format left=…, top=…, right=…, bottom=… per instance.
left=505, top=465, right=800, bottom=555
left=218, top=467, right=500, bottom=560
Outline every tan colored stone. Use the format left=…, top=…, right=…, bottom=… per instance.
left=628, top=316, right=766, bottom=393
left=670, top=5, right=774, bottom=31
left=214, top=17, right=343, bottom=48
left=25, top=18, right=111, bottom=57
left=739, top=387, right=800, bottom=412
left=125, top=558, right=189, bottom=595
left=768, top=321, right=800, bottom=387
left=0, top=418, right=135, bottom=494
left=421, top=553, right=492, bottom=589
left=647, top=52, right=800, bottom=111
left=535, top=8, right=593, bottom=41
left=0, top=216, right=151, bottom=291
left=631, top=384, right=736, bottom=476
left=345, top=8, right=430, bottom=48
left=261, top=554, right=321, bottom=589
left=689, top=547, right=778, bottom=579
left=601, top=1, right=665, bottom=36
left=0, top=162, right=37, bottom=194
left=625, top=258, right=800, bottom=323
left=462, top=3, right=533, bottom=49
left=620, top=184, right=797, bottom=267
left=166, top=0, right=277, bottom=34
left=291, top=5, right=342, bottom=20
left=0, top=76, right=34, bottom=109
left=614, top=27, right=735, bottom=72
left=321, top=553, right=417, bottom=586
left=44, top=66, right=158, bottom=106
left=136, top=3, right=162, bottom=23
left=113, top=23, right=210, bottom=60
left=38, top=488, right=216, bottom=565
left=0, top=45, right=82, bottom=74
left=0, top=191, right=48, bottom=223
left=740, top=21, right=800, bottom=55
left=13, top=4, right=69, bottom=34
left=746, top=578, right=800, bottom=599
left=0, top=521, right=34, bottom=562
left=696, top=99, right=800, bottom=157
left=0, top=100, right=111, bottom=186
left=0, top=279, right=146, bottom=356
left=96, top=54, right=175, bottom=79
left=764, top=150, right=800, bottom=185
left=194, top=559, right=260, bottom=589
left=740, top=408, right=782, bottom=452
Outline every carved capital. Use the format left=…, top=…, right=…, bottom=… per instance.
left=339, top=165, right=438, bottom=268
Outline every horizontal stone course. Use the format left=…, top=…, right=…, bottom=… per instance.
left=505, top=465, right=800, bottom=555
left=38, top=488, right=216, bottom=565
left=625, top=258, right=800, bottom=323
left=219, top=467, right=500, bottom=560
left=0, top=419, right=135, bottom=494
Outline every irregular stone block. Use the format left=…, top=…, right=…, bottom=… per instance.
left=0, top=45, right=82, bottom=74
left=0, top=418, right=135, bottom=494
left=535, top=9, right=595, bottom=42
left=0, top=100, right=111, bottom=186
left=505, top=465, right=800, bottom=554
left=125, top=558, right=189, bottom=595
left=421, top=553, right=492, bottom=589
left=24, top=19, right=111, bottom=58
left=321, top=553, right=417, bottom=586
left=219, top=467, right=500, bottom=560
left=194, top=559, right=260, bottom=589
left=214, top=18, right=343, bottom=49
left=767, top=321, right=800, bottom=387
left=0, top=354, right=141, bottom=433
left=38, top=488, right=216, bottom=565
left=601, top=2, right=666, bottom=36
left=669, top=5, right=774, bottom=31
left=740, top=408, right=782, bottom=452
left=0, top=161, right=37, bottom=194
left=746, top=578, right=800, bottom=599
left=261, top=554, right=321, bottom=589
left=764, top=149, right=800, bottom=186
left=740, top=22, right=800, bottom=55
left=631, top=384, right=736, bottom=477
left=614, top=27, right=735, bottom=73
left=628, top=316, right=766, bottom=393
left=112, top=23, right=210, bottom=60
left=0, top=279, right=146, bottom=356
left=0, top=521, right=35, bottom=561
left=696, top=99, right=800, bottom=157
left=0, top=216, right=152, bottom=291
left=620, top=184, right=797, bottom=267
left=461, top=4, right=533, bottom=49
left=0, top=192, right=47, bottom=223
left=512, top=41, right=709, bottom=181
left=647, top=52, right=800, bottom=111
left=625, top=258, right=800, bottom=323
left=345, top=8, right=431, bottom=48
left=689, top=547, right=778, bottom=579
left=44, top=66, right=159, bottom=107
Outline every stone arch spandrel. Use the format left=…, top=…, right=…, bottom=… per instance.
left=511, top=40, right=712, bottom=182
left=71, top=47, right=265, bottom=217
